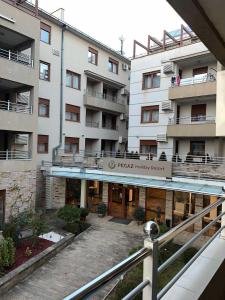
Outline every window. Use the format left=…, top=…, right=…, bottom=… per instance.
left=141, top=106, right=159, bottom=123
left=65, top=104, right=80, bottom=122
left=37, top=135, right=49, bottom=153
left=108, top=58, right=119, bottom=74
left=88, top=47, right=98, bottom=65
left=143, top=71, right=160, bottom=89
left=191, top=104, right=206, bottom=122
left=40, top=61, right=50, bottom=81
left=65, top=137, right=79, bottom=153
left=66, top=70, right=81, bottom=90
left=40, top=22, right=51, bottom=44
left=38, top=98, right=50, bottom=117
left=193, top=66, right=208, bottom=76
left=190, top=141, right=205, bottom=156
left=140, top=140, right=157, bottom=155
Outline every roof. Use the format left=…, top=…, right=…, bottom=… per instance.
left=49, top=167, right=224, bottom=197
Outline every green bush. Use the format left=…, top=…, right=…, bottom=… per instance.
left=57, top=205, right=80, bottom=224
left=133, top=207, right=145, bottom=223
left=97, top=203, right=107, bottom=216
left=31, top=217, right=45, bottom=247
left=0, top=238, right=16, bottom=270
left=64, top=221, right=90, bottom=235
left=80, top=208, right=89, bottom=219
left=2, top=222, right=20, bottom=246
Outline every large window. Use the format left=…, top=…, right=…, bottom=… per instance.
left=66, top=70, right=81, bottom=90
left=190, top=141, right=205, bottom=156
left=108, top=58, right=119, bottom=74
left=65, top=137, right=79, bottom=153
left=40, top=22, right=51, bottom=44
left=141, top=105, right=159, bottom=123
left=143, top=71, right=160, bottom=89
left=37, top=135, right=49, bottom=153
left=65, top=104, right=80, bottom=122
left=140, top=140, right=157, bottom=155
left=38, top=98, right=50, bottom=117
left=88, top=47, right=98, bottom=65
left=191, top=104, right=206, bottom=122
left=40, top=61, right=50, bottom=81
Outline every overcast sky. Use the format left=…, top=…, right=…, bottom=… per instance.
left=38, top=0, right=185, bottom=57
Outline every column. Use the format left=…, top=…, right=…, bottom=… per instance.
left=194, top=194, right=203, bottom=232
left=139, top=187, right=146, bottom=208
left=80, top=179, right=87, bottom=208
left=102, top=182, right=108, bottom=205
left=165, top=190, right=173, bottom=227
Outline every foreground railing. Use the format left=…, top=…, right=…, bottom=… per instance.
left=0, top=48, right=33, bottom=67
left=0, top=100, right=32, bottom=114
left=0, top=150, right=31, bottom=160
left=63, top=197, right=225, bottom=300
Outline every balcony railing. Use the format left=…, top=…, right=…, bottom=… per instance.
left=0, top=48, right=33, bottom=67
left=63, top=198, right=225, bottom=300
left=86, top=90, right=125, bottom=105
left=171, top=73, right=216, bottom=87
left=85, top=121, right=99, bottom=128
left=168, top=115, right=216, bottom=125
left=102, top=124, right=118, bottom=131
left=0, top=101, right=32, bottom=114
left=0, top=150, right=31, bottom=160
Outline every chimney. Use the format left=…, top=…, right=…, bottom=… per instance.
left=51, top=8, right=65, bottom=21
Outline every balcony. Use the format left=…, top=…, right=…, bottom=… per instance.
left=0, top=48, right=33, bottom=67
left=85, top=121, right=99, bottom=128
left=169, top=74, right=216, bottom=100
left=84, top=91, right=126, bottom=114
left=167, top=115, right=216, bottom=137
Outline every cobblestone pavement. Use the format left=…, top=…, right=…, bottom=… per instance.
left=3, top=216, right=143, bottom=300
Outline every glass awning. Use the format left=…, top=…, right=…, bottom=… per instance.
left=50, top=168, right=224, bottom=197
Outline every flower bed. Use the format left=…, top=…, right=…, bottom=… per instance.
left=6, top=238, right=54, bottom=273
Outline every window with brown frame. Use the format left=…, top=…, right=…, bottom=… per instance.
left=190, top=141, right=205, bottom=156
left=108, top=58, right=118, bottom=74
left=66, top=70, right=81, bottom=90
left=37, top=135, right=49, bottom=153
left=88, top=47, right=98, bottom=65
left=140, top=140, right=157, bottom=155
left=142, top=71, right=160, bottom=89
left=193, top=66, right=208, bottom=76
left=65, top=104, right=80, bottom=122
left=65, top=137, right=79, bottom=153
left=40, top=22, right=51, bottom=44
left=191, top=104, right=206, bottom=122
left=141, top=105, right=159, bottom=123
left=40, top=61, right=50, bottom=81
left=38, top=98, right=50, bottom=117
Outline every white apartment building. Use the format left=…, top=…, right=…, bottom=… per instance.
left=129, top=27, right=221, bottom=160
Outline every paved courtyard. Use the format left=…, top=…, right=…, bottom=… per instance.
left=3, top=216, right=144, bottom=300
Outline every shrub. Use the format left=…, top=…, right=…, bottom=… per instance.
left=31, top=217, right=45, bottom=247
left=80, top=208, right=89, bottom=219
left=133, top=207, right=145, bottom=223
left=159, top=151, right=167, bottom=161
left=97, top=203, right=107, bottom=216
left=64, top=221, right=90, bottom=235
left=2, top=222, right=21, bottom=246
left=57, top=205, right=80, bottom=224
left=0, top=238, right=16, bottom=270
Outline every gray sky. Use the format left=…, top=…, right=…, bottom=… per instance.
left=38, top=0, right=186, bottom=57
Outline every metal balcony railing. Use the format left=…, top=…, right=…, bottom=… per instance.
left=168, top=115, right=216, bottom=125
left=85, top=121, right=99, bottom=128
left=63, top=197, right=225, bottom=300
left=171, top=73, right=216, bottom=87
left=0, top=100, right=32, bottom=114
left=85, top=90, right=125, bottom=105
left=0, top=150, right=31, bottom=160
left=0, top=48, right=33, bottom=67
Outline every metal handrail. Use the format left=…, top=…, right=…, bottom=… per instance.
left=85, top=121, right=99, bottom=128
left=171, top=73, right=216, bottom=87
left=63, top=247, right=151, bottom=300
left=0, top=47, right=33, bottom=67
left=85, top=90, right=125, bottom=105
left=0, top=150, right=31, bottom=160
left=0, top=100, right=32, bottom=114
left=168, top=115, right=216, bottom=125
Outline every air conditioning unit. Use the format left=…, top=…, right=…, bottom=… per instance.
left=122, top=63, right=129, bottom=71
left=162, top=101, right=173, bottom=111
left=163, top=62, right=175, bottom=74
left=121, top=88, right=129, bottom=95
left=157, top=134, right=167, bottom=143
left=120, top=113, right=127, bottom=121
left=119, top=136, right=127, bottom=144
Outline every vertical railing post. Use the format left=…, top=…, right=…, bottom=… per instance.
left=7, top=100, right=10, bottom=111
left=6, top=149, right=9, bottom=160
left=8, top=50, right=11, bottom=61
left=221, top=200, right=225, bottom=239
left=143, top=239, right=158, bottom=300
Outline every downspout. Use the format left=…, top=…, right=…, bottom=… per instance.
left=52, top=24, right=66, bottom=161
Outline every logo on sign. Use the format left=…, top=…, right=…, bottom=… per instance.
left=108, top=160, right=116, bottom=169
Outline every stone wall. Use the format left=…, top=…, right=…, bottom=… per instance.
left=0, top=170, right=36, bottom=222
left=36, top=168, right=46, bottom=209
left=102, top=182, right=108, bottom=206
left=52, top=177, right=66, bottom=209
left=139, top=187, right=146, bottom=208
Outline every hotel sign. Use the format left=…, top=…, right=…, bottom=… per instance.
left=102, top=158, right=172, bottom=178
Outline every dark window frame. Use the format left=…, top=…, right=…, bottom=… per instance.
left=39, top=61, right=50, bottom=81
left=64, top=137, right=79, bottom=153
left=108, top=57, right=119, bottom=74
left=142, top=71, right=161, bottom=90
left=40, top=22, right=51, bottom=44
left=65, top=104, right=80, bottom=122
left=140, top=140, right=157, bottom=155
left=66, top=70, right=81, bottom=90
left=88, top=47, right=98, bottom=65
left=37, top=135, right=49, bottom=154
left=190, top=140, right=205, bottom=156
left=38, top=98, right=50, bottom=118
left=141, top=105, right=159, bottom=123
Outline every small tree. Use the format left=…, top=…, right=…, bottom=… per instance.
left=57, top=205, right=81, bottom=224
left=159, top=152, right=167, bottom=161
left=133, top=207, right=145, bottom=224
left=31, top=217, right=45, bottom=247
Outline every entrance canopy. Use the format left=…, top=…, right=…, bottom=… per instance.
left=49, top=167, right=224, bottom=197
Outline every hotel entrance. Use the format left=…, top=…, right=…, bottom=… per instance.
left=108, top=183, right=139, bottom=219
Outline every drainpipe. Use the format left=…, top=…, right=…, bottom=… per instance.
left=52, top=25, right=67, bottom=161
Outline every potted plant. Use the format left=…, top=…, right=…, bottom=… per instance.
left=97, top=203, right=107, bottom=217
left=80, top=208, right=89, bottom=221
left=133, top=207, right=145, bottom=225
